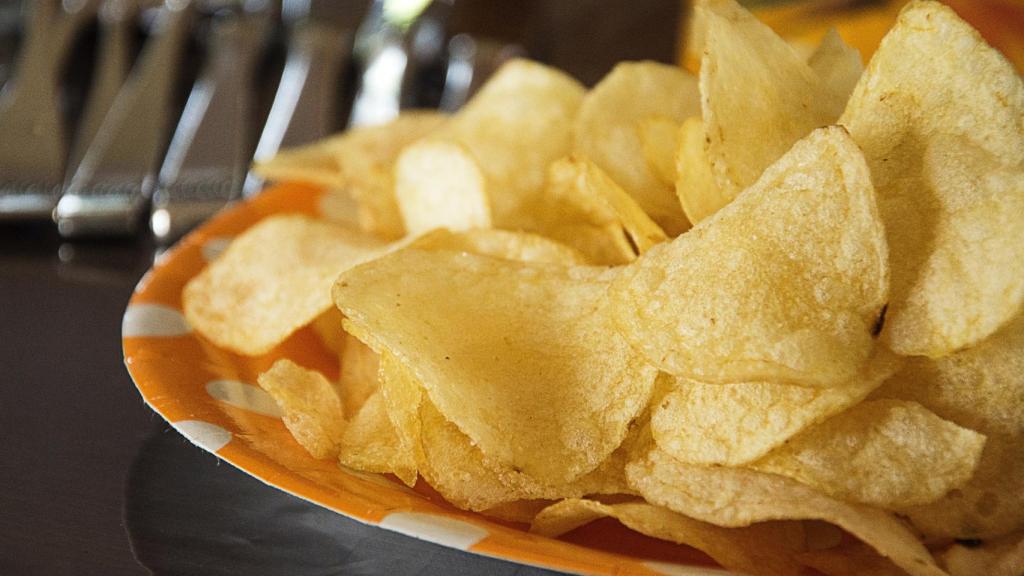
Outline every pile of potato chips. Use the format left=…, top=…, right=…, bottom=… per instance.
left=183, top=1, right=1024, bottom=574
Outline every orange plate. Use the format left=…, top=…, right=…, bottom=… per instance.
left=123, top=182, right=735, bottom=576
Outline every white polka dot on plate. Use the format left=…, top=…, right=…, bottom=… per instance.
left=173, top=420, right=232, bottom=452
left=201, top=237, right=233, bottom=262
left=206, top=380, right=283, bottom=417
left=122, top=303, right=191, bottom=337
left=378, top=512, right=489, bottom=550
left=643, top=561, right=736, bottom=576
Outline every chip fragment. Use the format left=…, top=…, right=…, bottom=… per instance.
left=839, top=0, right=1024, bottom=356
left=575, top=61, right=699, bottom=235
left=337, top=391, right=415, bottom=482
left=652, top=351, right=901, bottom=466
left=531, top=499, right=805, bottom=576
left=257, top=359, right=346, bottom=459
left=627, top=449, right=946, bottom=576
left=183, top=215, right=391, bottom=355
left=334, top=249, right=656, bottom=484
left=611, top=126, right=888, bottom=387
left=752, top=399, right=986, bottom=508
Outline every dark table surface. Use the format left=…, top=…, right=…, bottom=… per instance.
left=0, top=2, right=680, bottom=574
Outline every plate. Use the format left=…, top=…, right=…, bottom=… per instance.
left=123, top=182, right=735, bottom=576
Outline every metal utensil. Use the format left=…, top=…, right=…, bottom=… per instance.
left=0, top=0, right=100, bottom=219
left=150, top=7, right=270, bottom=243
left=55, top=0, right=193, bottom=237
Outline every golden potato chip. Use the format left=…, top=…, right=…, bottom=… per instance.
left=626, top=449, right=946, bottom=576
left=415, top=399, right=630, bottom=511
left=940, top=532, right=1024, bottom=576
left=575, top=61, right=699, bottom=235
left=334, top=249, right=656, bottom=483
left=797, top=542, right=910, bottom=576
left=637, top=116, right=680, bottom=187
left=251, top=135, right=347, bottom=189
left=443, top=59, right=586, bottom=217
left=480, top=500, right=553, bottom=524
left=531, top=499, right=805, bottom=576
left=257, top=359, right=346, bottom=460
left=752, top=399, right=986, bottom=508
left=699, top=0, right=850, bottom=203
left=652, top=351, right=901, bottom=466
left=408, top=228, right=587, bottom=266
left=310, top=307, right=346, bottom=355
left=183, top=215, right=391, bottom=355
left=337, top=391, right=415, bottom=482
left=610, top=126, right=888, bottom=387
left=807, top=29, right=863, bottom=105
left=393, top=139, right=491, bottom=235
left=334, top=112, right=446, bottom=237
left=874, top=314, right=1024, bottom=539
left=674, top=116, right=728, bottom=224
left=378, top=351, right=423, bottom=482
left=530, top=156, right=668, bottom=265
left=338, top=330, right=380, bottom=419
left=839, top=1, right=1024, bottom=356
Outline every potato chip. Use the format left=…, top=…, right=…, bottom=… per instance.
left=797, top=542, right=910, bottom=576
left=393, top=139, right=492, bottom=235
left=480, top=500, right=553, bottom=524
left=807, top=29, right=863, bottom=105
left=575, top=61, right=699, bottom=235
left=940, top=532, right=1024, bottom=576
left=699, top=0, right=850, bottom=203
left=334, top=249, right=656, bottom=483
left=408, top=228, right=587, bottom=266
left=529, top=156, right=668, bottom=265
left=337, top=330, right=380, bottom=419
left=874, top=314, right=1024, bottom=539
left=183, top=215, right=391, bottom=355
left=251, top=135, right=347, bottom=189
left=415, top=399, right=630, bottom=511
left=752, top=399, right=986, bottom=508
left=839, top=1, right=1024, bottom=356
left=378, top=351, right=423, bottom=485
left=637, top=116, right=680, bottom=187
left=531, top=499, right=805, bottom=576
left=626, top=449, right=946, bottom=576
left=337, top=391, right=415, bottom=481
left=652, top=351, right=901, bottom=466
left=310, top=307, right=346, bottom=355
left=257, top=359, right=346, bottom=460
left=444, top=59, right=585, bottom=215
left=674, top=116, right=728, bottom=224
left=610, top=126, right=888, bottom=387
left=333, top=112, right=446, bottom=181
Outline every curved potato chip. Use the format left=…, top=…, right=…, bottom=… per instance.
left=334, top=249, right=656, bottom=483
left=530, top=156, right=668, bottom=265
left=183, top=215, right=390, bottom=355
left=674, top=116, right=728, bottom=224
left=752, top=399, right=986, bottom=508
left=416, top=399, right=630, bottom=511
left=611, top=126, right=888, bottom=387
left=425, top=59, right=585, bottom=228
left=807, top=29, right=863, bottom=104
left=338, top=330, right=380, bottom=419
left=531, top=499, right=805, bottom=576
left=874, top=314, right=1024, bottom=539
left=338, top=391, right=415, bottom=482
left=257, top=359, right=345, bottom=460
left=839, top=1, right=1024, bottom=356
left=653, top=351, right=901, bottom=466
left=251, top=135, right=346, bottom=189
left=699, top=0, right=850, bottom=203
left=408, top=228, right=587, bottom=266
left=626, top=449, right=946, bottom=576
left=637, top=116, right=680, bottom=187
left=575, top=61, right=699, bottom=235
left=378, top=351, right=423, bottom=481
left=394, top=139, right=491, bottom=234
